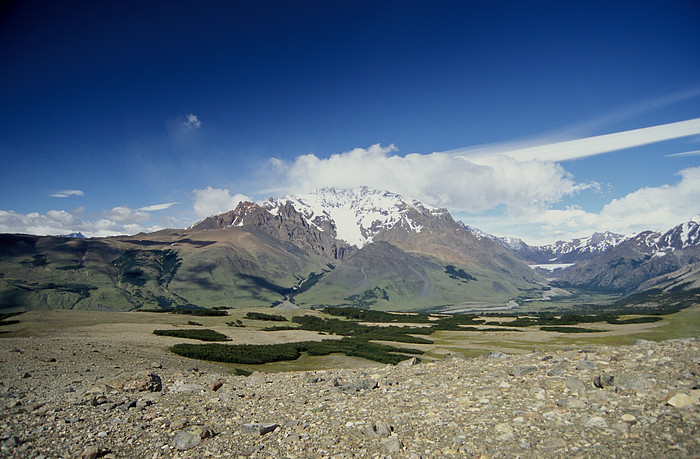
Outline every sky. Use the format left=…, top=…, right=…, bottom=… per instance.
left=1, top=1, right=699, bottom=245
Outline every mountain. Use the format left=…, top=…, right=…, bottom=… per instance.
left=480, top=230, right=629, bottom=265
left=262, top=187, right=449, bottom=248
left=0, top=188, right=544, bottom=312
left=554, top=218, right=700, bottom=293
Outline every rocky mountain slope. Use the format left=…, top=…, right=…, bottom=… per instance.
left=555, top=218, right=700, bottom=293
left=0, top=188, right=543, bottom=312
left=1, top=332, right=698, bottom=457
left=480, top=230, right=630, bottom=265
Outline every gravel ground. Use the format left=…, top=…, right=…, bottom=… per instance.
left=1, top=332, right=699, bottom=458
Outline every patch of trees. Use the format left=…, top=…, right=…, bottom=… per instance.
left=245, top=312, right=287, bottom=322
left=445, top=265, right=476, bottom=281
left=153, top=328, right=231, bottom=341
left=169, top=337, right=423, bottom=365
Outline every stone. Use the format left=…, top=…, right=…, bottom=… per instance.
left=241, top=423, right=279, bottom=436
left=397, top=357, right=419, bottom=367
left=246, top=371, right=267, bottom=386
left=123, top=372, right=162, bottom=392
left=583, top=416, right=608, bottom=428
left=664, top=391, right=694, bottom=408
left=576, top=359, right=596, bottom=371
left=381, top=434, right=402, bottom=452
left=364, top=421, right=392, bottom=438
left=547, top=365, right=567, bottom=377
left=614, top=374, right=653, bottom=390
left=340, top=379, right=378, bottom=393
left=171, top=425, right=215, bottom=451
left=487, top=351, right=507, bottom=359
left=564, top=377, right=586, bottom=395
left=2, top=435, right=21, bottom=448
left=79, top=445, right=108, bottom=459
left=593, top=374, right=615, bottom=388
left=508, top=365, right=537, bottom=376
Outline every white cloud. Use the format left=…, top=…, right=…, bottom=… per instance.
left=184, top=113, right=201, bottom=129
left=0, top=207, right=165, bottom=238
left=192, top=186, right=250, bottom=218
left=451, top=117, right=700, bottom=163
left=473, top=166, right=700, bottom=244
left=102, top=206, right=150, bottom=223
left=50, top=189, right=84, bottom=198
left=277, top=143, right=588, bottom=214
left=138, top=202, right=178, bottom=212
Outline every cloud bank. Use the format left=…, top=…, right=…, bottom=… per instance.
left=271, top=144, right=588, bottom=214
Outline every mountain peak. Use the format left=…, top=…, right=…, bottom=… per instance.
left=264, top=187, right=447, bottom=247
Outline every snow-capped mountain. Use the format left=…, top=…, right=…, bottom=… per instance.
left=537, top=231, right=630, bottom=263
left=262, top=187, right=449, bottom=248
left=633, top=216, right=700, bottom=253
left=464, top=227, right=629, bottom=265
left=555, top=218, right=700, bottom=292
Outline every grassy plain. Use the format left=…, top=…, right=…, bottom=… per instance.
left=1, top=305, right=698, bottom=373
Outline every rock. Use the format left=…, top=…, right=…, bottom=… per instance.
left=614, top=374, right=653, bottom=390
left=663, top=391, right=694, bottom=408
left=340, top=379, right=378, bottom=393
left=170, top=418, right=188, bottom=430
left=487, top=351, right=507, bottom=359
left=621, top=414, right=637, bottom=423
left=2, top=435, right=21, bottom=448
left=510, top=365, right=537, bottom=376
left=547, top=364, right=567, bottom=376
left=22, top=372, right=31, bottom=378
left=397, top=357, right=419, bottom=367
left=170, top=381, right=204, bottom=393
left=241, top=423, right=279, bottom=436
left=575, top=359, right=596, bottom=371
left=365, top=421, right=392, bottom=438
left=593, top=374, right=615, bottom=388
left=246, top=371, right=268, bottom=386
left=171, top=425, right=215, bottom=451
left=564, top=377, right=586, bottom=395
left=123, top=372, right=162, bottom=392
left=583, top=416, right=608, bottom=428
left=381, top=434, right=402, bottom=452
left=536, top=437, right=567, bottom=452
left=495, top=422, right=515, bottom=441
left=211, top=380, right=224, bottom=391
left=79, top=445, right=109, bottom=459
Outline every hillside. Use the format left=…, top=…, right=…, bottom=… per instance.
left=555, top=219, right=700, bottom=293
left=0, top=189, right=545, bottom=312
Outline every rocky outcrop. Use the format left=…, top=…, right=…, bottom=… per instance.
left=192, top=201, right=354, bottom=261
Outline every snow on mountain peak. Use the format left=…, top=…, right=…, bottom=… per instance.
left=263, top=187, right=445, bottom=247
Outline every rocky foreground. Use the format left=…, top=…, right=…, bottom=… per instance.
left=1, top=336, right=699, bottom=458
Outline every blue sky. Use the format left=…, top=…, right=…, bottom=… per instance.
left=1, top=1, right=699, bottom=244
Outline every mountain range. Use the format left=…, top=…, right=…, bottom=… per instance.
left=0, top=188, right=698, bottom=312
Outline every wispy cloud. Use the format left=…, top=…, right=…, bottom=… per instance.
left=138, top=202, right=178, bottom=212
left=50, top=189, right=84, bottom=198
left=452, top=118, right=700, bottom=163
left=665, top=149, right=700, bottom=158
